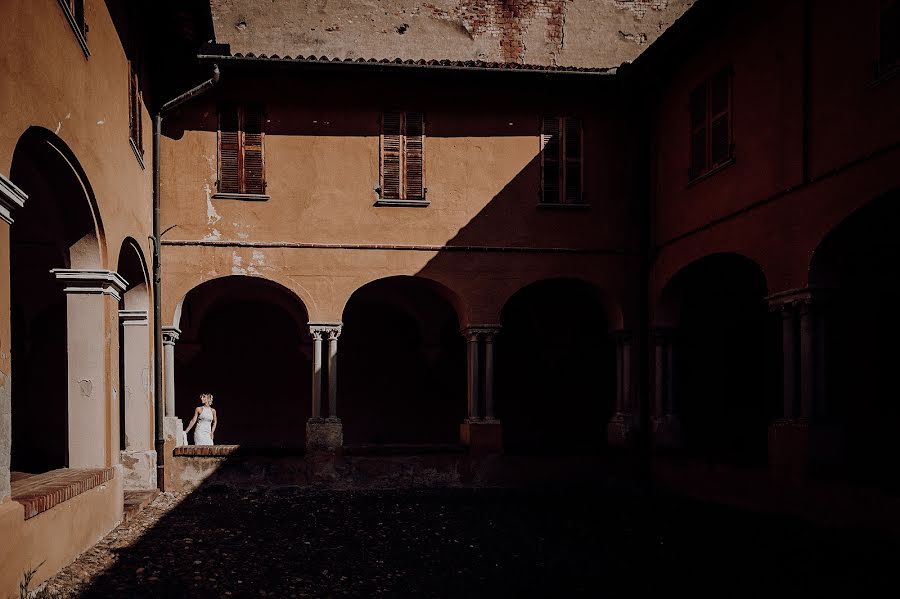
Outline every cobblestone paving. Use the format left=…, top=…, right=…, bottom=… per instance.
left=43, top=485, right=900, bottom=598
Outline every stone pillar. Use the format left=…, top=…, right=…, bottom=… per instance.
left=0, top=174, right=27, bottom=501
left=459, top=325, right=502, bottom=454
left=306, top=323, right=343, bottom=453
left=608, top=331, right=637, bottom=446
left=327, top=326, right=341, bottom=420
left=651, top=328, right=682, bottom=449
left=119, top=309, right=156, bottom=489
left=51, top=269, right=127, bottom=468
left=161, top=327, right=180, bottom=418
left=767, top=288, right=837, bottom=474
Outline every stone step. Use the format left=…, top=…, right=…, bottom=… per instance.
left=123, top=489, right=159, bottom=522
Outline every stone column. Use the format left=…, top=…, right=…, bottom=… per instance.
left=51, top=269, right=127, bottom=468
left=608, top=331, right=637, bottom=446
left=306, top=323, right=343, bottom=453
left=119, top=309, right=156, bottom=489
left=161, top=327, right=180, bottom=418
left=651, top=328, right=682, bottom=449
left=326, top=326, right=341, bottom=420
left=459, top=325, right=502, bottom=454
left=767, top=288, right=836, bottom=473
left=0, top=174, right=27, bottom=501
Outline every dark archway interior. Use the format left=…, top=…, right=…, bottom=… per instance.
left=9, top=132, right=96, bottom=473
left=175, top=278, right=311, bottom=448
left=810, top=191, right=900, bottom=489
left=670, top=254, right=779, bottom=466
left=497, top=279, right=614, bottom=455
left=340, top=277, right=465, bottom=445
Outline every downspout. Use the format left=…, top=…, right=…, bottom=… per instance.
left=153, top=65, right=220, bottom=490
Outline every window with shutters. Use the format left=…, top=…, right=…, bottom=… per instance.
left=540, top=116, right=583, bottom=205
left=128, top=60, right=143, bottom=162
left=379, top=111, right=426, bottom=203
left=59, top=0, right=89, bottom=57
left=217, top=106, right=267, bottom=198
left=689, top=67, right=733, bottom=182
left=880, top=0, right=900, bottom=73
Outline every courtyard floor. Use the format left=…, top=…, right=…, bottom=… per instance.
left=43, top=484, right=899, bottom=598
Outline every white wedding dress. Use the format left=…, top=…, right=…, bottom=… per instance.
left=194, top=407, right=214, bottom=445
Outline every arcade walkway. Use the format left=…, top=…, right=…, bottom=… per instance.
left=44, top=485, right=898, bottom=597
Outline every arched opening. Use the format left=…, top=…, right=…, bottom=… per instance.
left=9, top=128, right=102, bottom=474
left=175, top=276, right=311, bottom=448
left=340, top=276, right=465, bottom=446
left=497, top=279, right=615, bottom=455
left=659, top=254, right=778, bottom=466
left=809, top=191, right=900, bottom=489
left=117, top=239, right=151, bottom=461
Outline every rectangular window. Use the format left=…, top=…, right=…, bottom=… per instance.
left=690, top=67, right=733, bottom=181
left=218, top=106, right=266, bottom=196
left=58, top=0, right=89, bottom=56
left=380, top=111, right=425, bottom=201
left=541, top=116, right=583, bottom=204
left=881, top=0, right=900, bottom=72
left=128, top=60, right=143, bottom=157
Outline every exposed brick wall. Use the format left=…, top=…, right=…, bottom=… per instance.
left=425, top=0, right=569, bottom=64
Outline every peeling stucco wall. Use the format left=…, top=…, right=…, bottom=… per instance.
left=210, top=0, right=695, bottom=67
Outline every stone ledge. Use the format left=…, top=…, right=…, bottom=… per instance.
left=174, top=445, right=242, bottom=457
left=11, top=467, right=116, bottom=520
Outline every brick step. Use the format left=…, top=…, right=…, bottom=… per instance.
left=123, top=489, right=159, bottom=522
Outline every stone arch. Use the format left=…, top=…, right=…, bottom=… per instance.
left=174, top=275, right=312, bottom=448
left=496, top=277, right=616, bottom=454
left=652, top=253, right=779, bottom=465
left=806, top=189, right=900, bottom=485
left=500, top=275, right=625, bottom=332
left=9, top=127, right=107, bottom=473
left=339, top=275, right=466, bottom=445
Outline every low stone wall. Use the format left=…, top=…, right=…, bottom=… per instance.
left=0, top=467, right=123, bottom=596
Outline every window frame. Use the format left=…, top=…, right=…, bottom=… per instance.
left=57, top=0, right=90, bottom=58
left=214, top=105, right=269, bottom=201
left=688, top=66, right=735, bottom=183
left=127, top=59, right=144, bottom=168
left=376, top=110, right=428, bottom=206
left=878, top=0, right=900, bottom=76
left=539, top=115, right=585, bottom=207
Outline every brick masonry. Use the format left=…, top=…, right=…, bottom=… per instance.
left=10, top=467, right=116, bottom=520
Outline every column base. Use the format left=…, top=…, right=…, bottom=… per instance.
left=163, top=416, right=187, bottom=447
left=652, top=414, right=683, bottom=449
left=768, top=418, right=844, bottom=476
left=120, top=449, right=158, bottom=490
left=160, top=417, right=186, bottom=492
left=306, top=418, right=343, bottom=453
left=460, top=419, right=503, bottom=455
left=607, top=412, right=638, bottom=447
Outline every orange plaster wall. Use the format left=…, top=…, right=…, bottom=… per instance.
left=0, top=472, right=123, bottom=597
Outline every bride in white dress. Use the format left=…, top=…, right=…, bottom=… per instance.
left=184, top=393, right=217, bottom=446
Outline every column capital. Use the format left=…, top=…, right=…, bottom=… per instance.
left=309, top=322, right=342, bottom=340
left=650, top=326, right=677, bottom=342
left=51, top=268, right=128, bottom=301
left=162, top=326, right=181, bottom=345
left=0, top=172, right=28, bottom=225
left=119, top=309, right=149, bottom=326
left=461, top=324, right=501, bottom=340
left=766, top=287, right=829, bottom=311
left=609, top=329, right=633, bottom=344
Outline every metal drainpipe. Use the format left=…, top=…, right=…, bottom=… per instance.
left=153, top=65, right=220, bottom=490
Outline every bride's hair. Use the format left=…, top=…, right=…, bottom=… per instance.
left=200, top=393, right=213, bottom=404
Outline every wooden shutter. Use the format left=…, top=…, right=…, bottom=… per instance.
left=564, top=117, right=582, bottom=204
left=541, top=116, right=561, bottom=204
left=689, top=81, right=708, bottom=179
left=128, top=61, right=142, bottom=154
left=381, top=111, right=402, bottom=200
left=404, top=112, right=425, bottom=200
left=242, top=107, right=265, bottom=194
left=218, top=107, right=240, bottom=194
left=71, top=0, right=87, bottom=37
